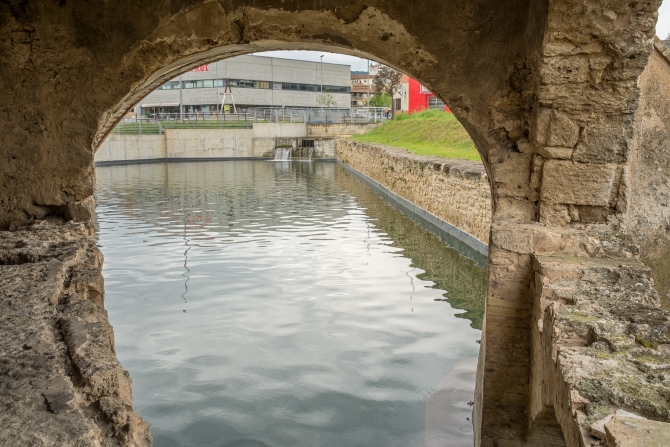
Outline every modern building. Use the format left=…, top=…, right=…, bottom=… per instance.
left=137, top=55, right=352, bottom=116
left=399, top=74, right=449, bottom=114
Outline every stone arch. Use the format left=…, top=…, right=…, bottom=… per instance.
left=1, top=1, right=669, bottom=446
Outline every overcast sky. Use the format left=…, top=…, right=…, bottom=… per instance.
left=256, top=1, right=670, bottom=71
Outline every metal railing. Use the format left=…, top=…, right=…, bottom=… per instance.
left=113, top=107, right=389, bottom=135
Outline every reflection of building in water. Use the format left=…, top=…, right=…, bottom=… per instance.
left=95, top=161, right=486, bottom=329
left=136, top=55, right=352, bottom=116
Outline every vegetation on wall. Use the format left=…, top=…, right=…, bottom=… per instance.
left=352, top=109, right=480, bottom=161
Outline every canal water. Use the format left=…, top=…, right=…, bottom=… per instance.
left=94, top=161, right=486, bottom=447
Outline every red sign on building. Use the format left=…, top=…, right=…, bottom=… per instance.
left=189, top=64, right=209, bottom=72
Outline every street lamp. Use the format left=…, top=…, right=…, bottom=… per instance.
left=320, top=55, right=324, bottom=93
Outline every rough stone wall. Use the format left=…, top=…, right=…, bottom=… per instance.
left=0, top=222, right=151, bottom=447
left=0, top=0, right=534, bottom=229
left=1, top=1, right=669, bottom=446
left=531, top=251, right=670, bottom=446
left=473, top=0, right=667, bottom=443
left=627, top=43, right=670, bottom=310
left=336, top=139, right=491, bottom=244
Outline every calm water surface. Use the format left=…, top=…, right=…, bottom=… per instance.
left=94, top=161, right=486, bottom=447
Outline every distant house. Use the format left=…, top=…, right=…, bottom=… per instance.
left=350, top=73, right=377, bottom=107
left=398, top=74, right=450, bottom=114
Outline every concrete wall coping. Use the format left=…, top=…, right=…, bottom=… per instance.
left=653, top=36, right=670, bottom=65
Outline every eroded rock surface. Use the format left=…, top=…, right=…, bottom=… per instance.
left=0, top=222, right=150, bottom=447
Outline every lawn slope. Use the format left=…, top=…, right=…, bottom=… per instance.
left=352, top=109, right=480, bottom=161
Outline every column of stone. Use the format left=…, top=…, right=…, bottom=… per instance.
left=476, top=0, right=662, bottom=445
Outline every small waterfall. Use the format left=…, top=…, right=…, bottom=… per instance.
left=274, top=147, right=293, bottom=160
left=292, top=147, right=314, bottom=161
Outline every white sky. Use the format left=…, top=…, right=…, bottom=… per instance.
left=256, top=1, right=670, bottom=71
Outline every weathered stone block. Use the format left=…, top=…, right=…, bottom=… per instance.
left=540, top=160, right=618, bottom=206
left=540, top=55, right=591, bottom=84
left=605, top=415, right=670, bottom=447
left=538, top=146, right=574, bottom=159
left=573, top=114, right=634, bottom=163
left=543, top=39, right=604, bottom=57
left=531, top=108, right=581, bottom=148
left=490, top=152, right=532, bottom=199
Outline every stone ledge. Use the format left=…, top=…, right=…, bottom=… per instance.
left=605, top=415, right=670, bottom=447
left=654, top=36, right=670, bottom=66
left=531, top=254, right=670, bottom=446
left=0, top=221, right=151, bottom=447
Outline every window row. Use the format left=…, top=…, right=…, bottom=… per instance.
left=159, top=79, right=350, bottom=94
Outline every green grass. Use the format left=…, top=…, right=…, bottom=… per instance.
left=113, top=120, right=257, bottom=134
left=352, top=109, right=480, bottom=161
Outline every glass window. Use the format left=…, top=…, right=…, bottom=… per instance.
left=159, top=81, right=180, bottom=90
left=256, top=81, right=270, bottom=89
left=183, top=81, right=196, bottom=89
left=203, top=80, right=213, bottom=88
left=428, top=96, right=445, bottom=109
left=215, top=79, right=225, bottom=87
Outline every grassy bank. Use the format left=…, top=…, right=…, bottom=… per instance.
left=352, top=109, right=480, bottom=161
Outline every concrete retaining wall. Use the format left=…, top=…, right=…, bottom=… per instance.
left=336, top=139, right=492, bottom=246
left=94, top=122, right=377, bottom=163
left=95, top=134, right=166, bottom=162
left=165, top=129, right=257, bottom=158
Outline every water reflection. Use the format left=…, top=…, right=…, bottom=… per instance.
left=95, top=161, right=486, bottom=447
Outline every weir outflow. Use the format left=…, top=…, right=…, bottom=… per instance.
left=273, top=147, right=314, bottom=161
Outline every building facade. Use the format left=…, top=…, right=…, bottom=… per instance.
left=399, top=74, right=450, bottom=114
left=137, top=55, right=351, bottom=116
left=351, top=74, right=377, bottom=107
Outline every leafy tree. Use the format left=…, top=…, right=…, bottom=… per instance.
left=316, top=92, right=337, bottom=107
left=367, top=91, right=391, bottom=107
left=373, top=65, right=402, bottom=116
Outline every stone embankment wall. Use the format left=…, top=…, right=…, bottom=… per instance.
left=336, top=139, right=492, bottom=245
left=627, top=41, right=670, bottom=309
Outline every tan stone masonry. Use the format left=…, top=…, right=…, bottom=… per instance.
left=336, top=139, right=492, bottom=245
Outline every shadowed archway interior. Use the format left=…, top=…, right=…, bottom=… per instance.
left=1, top=1, right=670, bottom=446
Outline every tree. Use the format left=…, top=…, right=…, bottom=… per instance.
left=367, top=91, right=391, bottom=107
left=373, top=65, right=402, bottom=116
left=316, top=92, right=337, bottom=107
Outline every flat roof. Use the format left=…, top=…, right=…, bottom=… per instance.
left=249, top=53, right=351, bottom=68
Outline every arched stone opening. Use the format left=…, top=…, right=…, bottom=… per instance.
left=2, top=1, right=670, bottom=446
